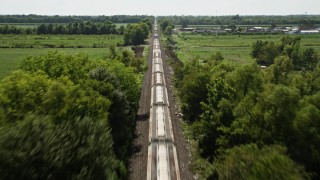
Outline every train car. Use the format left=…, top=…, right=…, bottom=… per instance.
left=153, top=49, right=161, bottom=58
left=153, top=58, right=162, bottom=64
left=151, top=85, right=169, bottom=105
left=152, top=72, right=165, bottom=86
left=147, top=140, right=180, bottom=180
left=152, top=63, right=164, bottom=73
left=153, top=39, right=159, bottom=46
left=149, top=105, right=173, bottom=141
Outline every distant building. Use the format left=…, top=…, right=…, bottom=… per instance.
left=172, top=29, right=179, bottom=34
left=246, top=27, right=265, bottom=33
left=300, top=30, right=319, bottom=34
left=287, top=30, right=299, bottom=34
left=180, top=28, right=194, bottom=32
left=214, top=29, right=227, bottom=34
left=272, top=27, right=287, bottom=33
left=254, top=27, right=263, bottom=30
left=193, top=29, right=206, bottom=33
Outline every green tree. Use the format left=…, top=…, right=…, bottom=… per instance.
left=197, top=78, right=236, bottom=158
left=302, top=48, right=319, bottom=69
left=0, top=114, right=120, bottom=179
left=0, top=68, right=121, bottom=179
left=3, top=51, right=142, bottom=178
left=256, top=84, right=300, bottom=143
left=121, top=49, right=134, bottom=66
left=0, top=71, right=52, bottom=121
left=208, top=52, right=224, bottom=66
left=118, top=25, right=125, bottom=35
left=226, top=63, right=263, bottom=98
left=216, top=144, right=309, bottom=180
left=291, top=93, right=320, bottom=176
left=164, top=25, right=173, bottom=36
left=179, top=70, right=210, bottom=122
left=251, top=40, right=281, bottom=64
left=268, top=56, right=293, bottom=84
left=123, top=23, right=150, bottom=45
left=228, top=23, right=237, bottom=32
left=181, top=19, right=188, bottom=28
left=36, top=24, right=48, bottom=34
left=109, top=45, right=118, bottom=60
left=159, top=19, right=174, bottom=36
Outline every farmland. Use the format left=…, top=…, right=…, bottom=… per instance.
left=0, top=34, right=125, bottom=79
left=0, top=23, right=40, bottom=29
left=0, top=48, right=122, bottom=79
left=172, top=32, right=320, bottom=64
left=0, top=34, right=123, bottom=48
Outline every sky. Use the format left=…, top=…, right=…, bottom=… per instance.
left=0, top=0, right=319, bottom=16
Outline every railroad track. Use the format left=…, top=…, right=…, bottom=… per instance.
left=146, top=20, right=181, bottom=180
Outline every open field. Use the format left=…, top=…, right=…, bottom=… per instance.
left=115, top=23, right=129, bottom=27
left=0, top=23, right=43, bottom=29
left=0, top=34, right=123, bottom=48
left=0, top=46, right=142, bottom=79
left=0, top=48, right=113, bottom=79
left=0, top=34, right=127, bottom=79
left=172, top=33, right=320, bottom=64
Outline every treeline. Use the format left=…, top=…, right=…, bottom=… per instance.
left=0, top=21, right=120, bottom=35
left=158, top=15, right=320, bottom=27
left=165, top=33, right=320, bottom=178
left=0, top=19, right=153, bottom=45
left=0, top=15, right=153, bottom=24
left=0, top=50, right=146, bottom=179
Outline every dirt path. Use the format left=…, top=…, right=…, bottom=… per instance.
left=161, top=46, right=193, bottom=180
left=128, top=40, right=153, bottom=180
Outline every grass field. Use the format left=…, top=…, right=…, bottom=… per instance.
left=0, top=34, right=123, bottom=48
left=172, top=33, right=320, bottom=64
left=0, top=34, right=126, bottom=79
left=0, top=48, right=114, bottom=79
left=0, top=23, right=42, bottom=29
left=115, top=23, right=129, bottom=27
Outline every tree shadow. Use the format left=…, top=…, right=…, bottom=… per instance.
left=137, top=112, right=149, bottom=121
left=132, top=144, right=143, bottom=154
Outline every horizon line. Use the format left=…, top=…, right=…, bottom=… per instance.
left=1, top=13, right=320, bottom=17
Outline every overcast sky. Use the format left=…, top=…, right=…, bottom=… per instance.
left=0, top=0, right=319, bottom=16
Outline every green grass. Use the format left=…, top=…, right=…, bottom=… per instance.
left=0, top=23, right=43, bottom=29
left=0, top=23, right=70, bottom=29
left=0, top=34, right=123, bottom=48
left=0, top=48, right=118, bottom=79
left=172, top=33, right=320, bottom=64
left=0, top=34, right=125, bottom=79
left=115, top=23, right=129, bottom=28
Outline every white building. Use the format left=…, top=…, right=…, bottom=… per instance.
left=300, top=30, right=319, bottom=34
